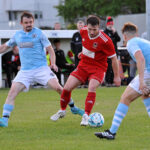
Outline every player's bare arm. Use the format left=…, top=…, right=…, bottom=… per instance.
left=111, top=55, right=121, bottom=86
left=46, top=45, right=58, bottom=72
left=134, top=50, right=149, bottom=95
left=0, top=44, right=10, bottom=53
left=78, top=52, right=82, bottom=59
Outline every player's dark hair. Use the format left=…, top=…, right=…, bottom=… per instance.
left=21, top=12, right=34, bottom=22
left=87, top=15, right=100, bottom=26
left=122, top=22, right=138, bottom=34
left=53, top=39, right=60, bottom=44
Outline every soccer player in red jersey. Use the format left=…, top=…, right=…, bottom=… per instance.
left=51, top=15, right=121, bottom=126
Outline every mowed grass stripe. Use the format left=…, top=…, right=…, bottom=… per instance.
left=0, top=87, right=150, bottom=150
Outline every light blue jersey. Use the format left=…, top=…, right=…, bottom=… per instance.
left=127, top=37, right=150, bottom=72
left=6, top=27, right=51, bottom=70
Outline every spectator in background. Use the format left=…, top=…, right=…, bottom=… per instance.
left=104, top=16, right=121, bottom=86
left=128, top=57, right=137, bottom=83
left=119, top=40, right=136, bottom=85
left=2, top=46, right=20, bottom=88
left=104, top=16, right=121, bottom=55
left=71, top=20, right=85, bottom=68
left=119, top=41, right=130, bottom=76
left=54, top=39, right=75, bottom=84
left=118, top=41, right=131, bottom=85
left=54, top=22, right=61, bottom=30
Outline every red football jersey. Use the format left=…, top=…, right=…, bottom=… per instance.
left=79, top=27, right=116, bottom=72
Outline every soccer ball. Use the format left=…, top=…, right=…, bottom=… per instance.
left=88, top=112, right=104, bottom=127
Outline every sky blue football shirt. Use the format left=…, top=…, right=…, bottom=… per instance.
left=6, top=27, right=51, bottom=70
left=127, top=37, right=150, bottom=72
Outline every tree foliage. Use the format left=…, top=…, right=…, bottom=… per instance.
left=56, top=0, right=145, bottom=22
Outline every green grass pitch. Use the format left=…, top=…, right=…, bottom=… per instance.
left=0, top=87, right=150, bottom=150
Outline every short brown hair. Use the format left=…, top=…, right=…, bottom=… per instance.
left=87, top=15, right=100, bottom=26
left=21, top=12, right=34, bottom=22
left=122, top=22, right=138, bottom=34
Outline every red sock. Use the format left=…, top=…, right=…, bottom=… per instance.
left=85, top=92, right=96, bottom=115
left=60, top=89, right=71, bottom=110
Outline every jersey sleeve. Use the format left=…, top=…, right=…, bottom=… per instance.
left=103, top=39, right=116, bottom=58
left=40, top=31, right=51, bottom=48
left=127, top=40, right=141, bottom=56
left=6, top=34, right=17, bottom=47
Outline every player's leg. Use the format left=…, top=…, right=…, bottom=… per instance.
left=47, top=78, right=63, bottom=94
left=95, top=85, right=140, bottom=139
left=0, top=68, right=33, bottom=127
left=61, top=75, right=82, bottom=109
left=0, top=82, right=25, bottom=127
left=142, top=71, right=150, bottom=116
left=35, top=66, right=84, bottom=117
left=50, top=75, right=82, bottom=121
left=47, top=78, right=84, bottom=116
left=142, top=95, right=150, bottom=117
left=80, top=79, right=100, bottom=126
left=81, top=68, right=105, bottom=126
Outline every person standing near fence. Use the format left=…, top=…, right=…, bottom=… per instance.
left=104, top=16, right=121, bottom=86
left=2, top=46, right=21, bottom=87
left=53, top=39, right=75, bottom=84
left=71, top=20, right=85, bottom=68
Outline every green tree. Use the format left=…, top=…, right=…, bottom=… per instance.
left=56, top=0, right=145, bottom=22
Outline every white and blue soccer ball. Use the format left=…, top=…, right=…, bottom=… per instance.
left=88, top=112, right=104, bottom=127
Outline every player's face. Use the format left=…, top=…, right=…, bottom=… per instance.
left=21, top=17, right=34, bottom=32
left=107, top=24, right=113, bottom=30
left=54, top=42, right=61, bottom=49
left=77, top=22, right=84, bottom=30
left=54, top=23, right=61, bottom=30
left=87, top=24, right=99, bottom=38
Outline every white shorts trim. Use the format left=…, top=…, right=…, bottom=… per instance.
left=129, top=70, right=150, bottom=94
left=13, top=66, right=57, bottom=92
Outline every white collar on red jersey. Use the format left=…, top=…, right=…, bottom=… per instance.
left=88, top=32, right=100, bottom=40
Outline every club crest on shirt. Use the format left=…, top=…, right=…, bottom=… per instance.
left=93, top=42, right=98, bottom=48
left=32, top=34, right=37, bottom=38
left=82, top=38, right=85, bottom=42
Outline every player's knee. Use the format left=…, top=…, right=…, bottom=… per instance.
left=64, top=84, right=72, bottom=91
left=7, top=88, right=18, bottom=99
left=88, top=85, right=96, bottom=92
left=120, top=94, right=133, bottom=105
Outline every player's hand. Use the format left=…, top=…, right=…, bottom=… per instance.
left=17, top=66, right=21, bottom=70
left=78, top=52, right=82, bottom=59
left=113, top=76, right=121, bottom=87
left=139, top=82, right=150, bottom=96
left=50, top=64, right=58, bottom=72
